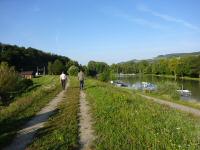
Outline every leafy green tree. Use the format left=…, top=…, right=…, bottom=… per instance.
left=68, top=65, right=79, bottom=76
left=168, top=58, right=179, bottom=79
left=66, top=60, right=79, bottom=70
left=189, top=56, right=200, bottom=77
left=47, top=62, right=53, bottom=75
left=138, top=60, right=148, bottom=74
left=52, top=59, right=65, bottom=75
left=87, top=61, right=109, bottom=76
left=99, top=70, right=110, bottom=82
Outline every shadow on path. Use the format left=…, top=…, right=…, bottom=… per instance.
left=3, top=87, right=67, bottom=150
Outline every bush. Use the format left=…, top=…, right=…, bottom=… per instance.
left=0, top=62, right=19, bottom=103
left=157, top=81, right=180, bottom=99
left=16, top=79, right=33, bottom=91
left=68, top=65, right=79, bottom=76
left=99, top=70, right=117, bottom=82
left=99, top=70, right=110, bottom=82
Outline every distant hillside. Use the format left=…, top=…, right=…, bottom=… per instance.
left=156, top=51, right=200, bottom=59
left=0, top=43, right=72, bottom=72
left=119, top=51, right=200, bottom=64
left=119, top=59, right=153, bottom=64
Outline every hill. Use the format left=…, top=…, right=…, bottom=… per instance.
left=156, top=51, right=200, bottom=59
left=0, top=43, right=72, bottom=72
left=119, top=51, right=200, bottom=64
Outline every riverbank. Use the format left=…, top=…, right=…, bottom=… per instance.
left=137, top=90, right=200, bottom=111
left=85, top=79, right=200, bottom=149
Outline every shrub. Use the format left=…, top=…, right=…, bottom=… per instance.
left=16, top=79, right=33, bottom=91
left=68, top=65, right=79, bottom=76
left=99, top=70, right=110, bottom=82
left=0, top=62, right=20, bottom=102
left=157, top=81, right=180, bottom=99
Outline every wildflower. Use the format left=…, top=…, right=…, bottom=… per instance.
left=176, top=127, right=180, bottom=130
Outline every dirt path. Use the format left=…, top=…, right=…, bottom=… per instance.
left=139, top=94, right=200, bottom=117
left=3, top=83, right=69, bottom=150
left=79, top=91, right=95, bottom=150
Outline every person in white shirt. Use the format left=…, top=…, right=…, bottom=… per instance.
left=60, top=72, right=67, bottom=90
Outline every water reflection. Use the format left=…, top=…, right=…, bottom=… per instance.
left=119, top=75, right=200, bottom=102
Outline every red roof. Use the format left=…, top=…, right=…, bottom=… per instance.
left=20, top=71, right=34, bottom=75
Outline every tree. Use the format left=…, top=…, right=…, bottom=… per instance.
left=189, top=56, right=200, bottom=77
left=66, top=60, right=79, bottom=70
left=52, top=59, right=65, bottom=75
left=47, top=62, right=53, bottom=75
left=168, top=58, right=179, bottom=80
left=87, top=61, right=109, bottom=76
left=138, top=60, right=148, bottom=74
left=68, top=65, right=79, bottom=76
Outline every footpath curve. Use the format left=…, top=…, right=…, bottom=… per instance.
left=139, top=94, right=200, bottom=117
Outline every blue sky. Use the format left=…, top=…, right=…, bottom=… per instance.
left=0, top=0, right=200, bottom=65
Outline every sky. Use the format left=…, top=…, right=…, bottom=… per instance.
left=0, top=0, right=200, bottom=65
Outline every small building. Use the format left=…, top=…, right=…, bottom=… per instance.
left=20, top=71, right=35, bottom=79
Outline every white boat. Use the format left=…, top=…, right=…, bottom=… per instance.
left=132, top=82, right=157, bottom=91
left=177, top=90, right=191, bottom=96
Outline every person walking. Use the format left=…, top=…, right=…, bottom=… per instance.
left=78, top=70, right=85, bottom=90
left=60, top=71, right=67, bottom=90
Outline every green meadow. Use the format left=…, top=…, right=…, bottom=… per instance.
left=85, top=79, right=200, bottom=149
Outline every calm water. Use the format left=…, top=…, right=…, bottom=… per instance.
left=119, top=75, right=200, bottom=102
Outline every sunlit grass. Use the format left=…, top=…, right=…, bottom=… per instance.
left=0, top=75, right=62, bottom=148
left=140, top=89, right=200, bottom=111
left=85, top=79, right=200, bottom=149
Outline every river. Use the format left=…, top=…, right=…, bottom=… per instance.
left=118, top=75, right=200, bottom=102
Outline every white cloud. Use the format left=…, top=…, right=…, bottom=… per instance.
left=137, top=4, right=200, bottom=32
left=101, top=6, right=164, bottom=30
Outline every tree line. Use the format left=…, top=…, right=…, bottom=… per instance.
left=1, top=43, right=200, bottom=79
left=110, top=56, right=200, bottom=78
left=85, top=56, right=200, bottom=80
left=0, top=43, right=80, bottom=74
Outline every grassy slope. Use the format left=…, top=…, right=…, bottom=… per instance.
left=85, top=79, right=200, bottom=149
left=139, top=90, right=200, bottom=111
left=0, top=75, right=62, bottom=148
left=28, top=77, right=80, bottom=150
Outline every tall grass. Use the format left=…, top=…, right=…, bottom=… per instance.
left=85, top=79, right=200, bottom=149
left=28, top=77, right=80, bottom=150
left=0, top=75, right=62, bottom=147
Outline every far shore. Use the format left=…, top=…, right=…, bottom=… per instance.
left=132, top=74, right=200, bottom=81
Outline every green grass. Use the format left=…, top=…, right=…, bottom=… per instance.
left=28, top=77, right=80, bottom=150
left=138, top=90, right=200, bottom=111
left=0, top=75, right=62, bottom=148
left=85, top=79, right=200, bottom=149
